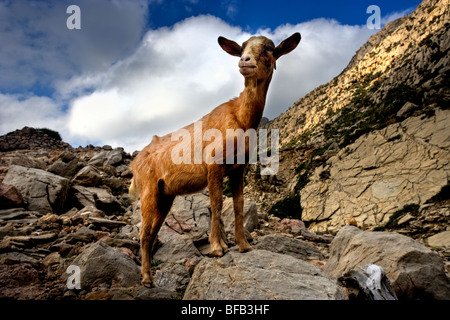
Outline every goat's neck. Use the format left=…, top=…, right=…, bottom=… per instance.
left=238, top=76, right=272, bottom=130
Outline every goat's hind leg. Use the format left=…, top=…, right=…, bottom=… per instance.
left=140, top=189, right=174, bottom=287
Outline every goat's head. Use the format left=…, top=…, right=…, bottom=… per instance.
left=218, top=33, right=301, bottom=79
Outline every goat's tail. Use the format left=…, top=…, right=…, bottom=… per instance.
left=129, top=176, right=139, bottom=201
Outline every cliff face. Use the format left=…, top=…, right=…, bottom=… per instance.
left=245, top=0, right=450, bottom=233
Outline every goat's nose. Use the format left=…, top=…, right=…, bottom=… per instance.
left=240, top=56, right=251, bottom=62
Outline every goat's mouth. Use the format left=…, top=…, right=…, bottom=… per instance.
left=239, top=65, right=256, bottom=76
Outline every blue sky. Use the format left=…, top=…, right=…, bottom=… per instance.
left=147, top=0, right=420, bottom=30
left=0, top=0, right=421, bottom=152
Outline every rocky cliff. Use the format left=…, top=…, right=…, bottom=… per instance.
left=245, top=0, right=450, bottom=235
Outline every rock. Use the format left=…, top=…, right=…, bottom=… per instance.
left=221, top=197, right=259, bottom=244
left=0, top=252, right=40, bottom=267
left=64, top=226, right=96, bottom=244
left=396, top=101, right=418, bottom=118
left=69, top=241, right=140, bottom=289
left=154, top=262, right=190, bottom=292
left=254, top=234, right=325, bottom=261
left=86, top=187, right=122, bottom=215
left=71, top=185, right=96, bottom=208
left=134, top=287, right=180, bottom=300
left=100, top=236, right=140, bottom=256
left=0, top=208, right=30, bottom=221
left=0, top=183, right=24, bottom=209
left=164, top=193, right=212, bottom=242
left=87, top=216, right=127, bottom=230
left=0, top=263, right=44, bottom=299
left=183, top=250, right=345, bottom=300
left=281, top=218, right=305, bottom=234
left=48, top=151, right=83, bottom=179
left=9, top=153, right=46, bottom=170
left=301, top=109, right=450, bottom=233
left=3, top=165, right=70, bottom=214
left=153, top=234, right=202, bottom=263
left=89, top=148, right=124, bottom=167
left=427, top=231, right=450, bottom=248
left=325, top=226, right=450, bottom=300
left=72, top=165, right=103, bottom=187
left=338, top=263, right=398, bottom=300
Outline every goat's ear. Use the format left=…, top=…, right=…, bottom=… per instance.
left=218, top=36, right=242, bottom=57
left=273, top=32, right=301, bottom=59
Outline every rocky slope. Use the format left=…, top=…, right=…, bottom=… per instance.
left=245, top=0, right=450, bottom=236
left=1, top=0, right=449, bottom=301
left=1, top=126, right=448, bottom=300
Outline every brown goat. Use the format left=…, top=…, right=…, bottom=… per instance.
left=130, top=32, right=301, bottom=287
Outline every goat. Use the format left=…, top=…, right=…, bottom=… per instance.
left=130, top=32, right=301, bottom=287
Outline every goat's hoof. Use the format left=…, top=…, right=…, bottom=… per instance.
left=239, top=244, right=253, bottom=253
left=209, top=248, right=224, bottom=257
left=141, top=276, right=155, bottom=288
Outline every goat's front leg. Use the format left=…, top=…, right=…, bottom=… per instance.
left=229, top=166, right=252, bottom=253
left=207, top=167, right=228, bottom=257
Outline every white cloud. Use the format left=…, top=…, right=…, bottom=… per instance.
left=0, top=93, right=67, bottom=135
left=64, top=16, right=376, bottom=152
left=1, top=8, right=388, bottom=153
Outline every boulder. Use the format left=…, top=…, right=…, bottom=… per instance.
left=221, top=197, right=259, bottom=244
left=161, top=193, right=259, bottom=245
left=427, top=231, right=450, bottom=248
left=254, top=234, right=325, bottom=261
left=71, top=185, right=96, bottom=208
left=3, top=165, right=70, bottom=214
left=324, top=226, right=450, bottom=300
left=89, top=148, right=124, bottom=167
left=301, top=109, right=450, bottom=233
left=153, top=234, right=202, bottom=263
left=48, top=156, right=83, bottom=179
left=154, top=262, right=190, bottom=293
left=70, top=241, right=140, bottom=289
left=183, top=250, right=345, bottom=300
left=164, top=193, right=211, bottom=242
left=72, top=165, right=103, bottom=187
left=0, top=183, right=23, bottom=209
left=86, top=187, right=122, bottom=215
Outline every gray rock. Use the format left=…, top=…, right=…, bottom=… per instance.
left=324, top=226, right=450, bottom=300
left=85, top=187, right=122, bottom=215
left=134, top=287, right=180, bottom=300
left=87, top=216, right=127, bottom=229
left=301, top=109, right=450, bottom=233
left=72, top=165, right=103, bottom=187
left=254, top=234, right=325, bottom=261
left=0, top=183, right=23, bottom=209
left=70, top=241, right=140, bottom=289
left=162, top=193, right=258, bottom=245
left=183, top=250, right=345, bottom=300
left=427, top=231, right=450, bottom=248
left=88, top=148, right=124, bottom=167
left=396, top=101, right=418, bottom=118
left=71, top=185, right=96, bottom=208
left=153, top=234, right=202, bottom=263
left=3, top=165, right=70, bottom=214
left=221, top=197, right=259, bottom=244
left=154, top=262, right=190, bottom=292
left=48, top=152, right=83, bottom=179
